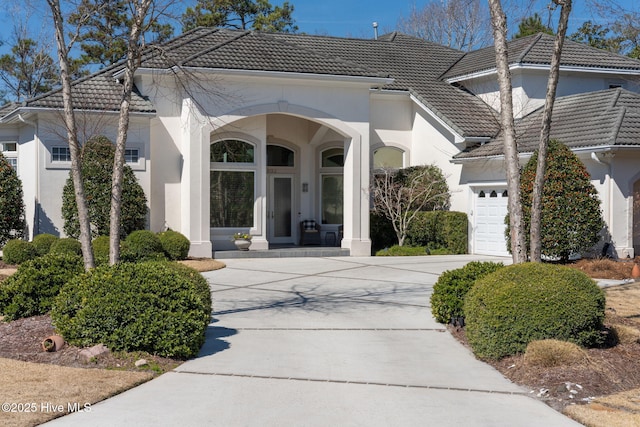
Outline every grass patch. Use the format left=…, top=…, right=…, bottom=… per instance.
left=178, top=258, right=225, bottom=272
left=524, top=339, right=588, bottom=368
left=564, top=388, right=640, bottom=427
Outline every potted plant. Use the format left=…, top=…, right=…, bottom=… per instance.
left=232, top=233, right=252, bottom=251
left=42, top=335, right=65, bottom=352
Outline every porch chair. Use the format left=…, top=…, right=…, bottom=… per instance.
left=300, top=219, right=321, bottom=245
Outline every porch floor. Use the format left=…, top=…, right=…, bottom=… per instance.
left=213, top=244, right=350, bottom=259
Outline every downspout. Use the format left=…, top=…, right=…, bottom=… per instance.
left=18, top=114, right=39, bottom=237
left=591, top=152, right=614, bottom=254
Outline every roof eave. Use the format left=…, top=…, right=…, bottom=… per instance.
left=1, top=106, right=156, bottom=124
left=409, top=92, right=466, bottom=143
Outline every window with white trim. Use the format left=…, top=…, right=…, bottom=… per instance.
left=373, top=146, right=404, bottom=169
left=124, top=148, right=139, bottom=163
left=52, top=146, right=71, bottom=162
left=320, top=147, right=344, bottom=225
left=0, top=141, right=17, bottom=173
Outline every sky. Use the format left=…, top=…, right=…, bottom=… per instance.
left=0, top=0, right=639, bottom=54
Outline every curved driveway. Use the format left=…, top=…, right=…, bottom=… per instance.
left=46, top=255, right=581, bottom=426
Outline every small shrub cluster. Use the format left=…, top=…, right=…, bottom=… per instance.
left=158, top=230, right=190, bottom=260
left=430, top=261, right=504, bottom=325
left=523, top=339, right=587, bottom=368
left=52, top=261, right=212, bottom=358
left=92, top=235, right=111, bottom=265
left=375, top=245, right=429, bottom=256
left=2, top=239, right=38, bottom=265
left=464, top=263, right=606, bottom=360
left=121, top=230, right=166, bottom=262
left=32, top=234, right=59, bottom=256
left=50, top=237, right=82, bottom=256
left=0, top=253, right=84, bottom=321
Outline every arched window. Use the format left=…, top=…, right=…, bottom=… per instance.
left=320, top=147, right=344, bottom=224
left=373, top=146, right=404, bottom=169
left=210, top=140, right=254, bottom=163
left=267, top=145, right=294, bottom=167
left=210, top=139, right=256, bottom=228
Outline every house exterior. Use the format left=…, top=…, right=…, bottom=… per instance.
left=1, top=29, right=639, bottom=258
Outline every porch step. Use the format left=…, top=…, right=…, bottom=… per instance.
left=214, top=246, right=350, bottom=259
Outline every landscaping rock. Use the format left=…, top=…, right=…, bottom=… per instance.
left=79, top=344, right=110, bottom=363
left=135, top=359, right=148, bottom=367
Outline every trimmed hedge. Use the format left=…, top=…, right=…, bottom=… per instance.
left=0, top=253, right=84, bottom=321
left=49, top=238, right=82, bottom=256
left=430, top=261, right=504, bottom=325
left=52, top=261, right=212, bottom=358
left=121, top=230, right=165, bottom=262
left=32, top=234, right=59, bottom=256
left=92, top=235, right=111, bottom=266
left=2, top=239, right=37, bottom=265
left=407, top=211, right=468, bottom=254
left=158, top=230, right=190, bottom=260
left=464, top=263, right=606, bottom=360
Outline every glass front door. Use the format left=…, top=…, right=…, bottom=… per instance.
left=268, top=175, right=294, bottom=244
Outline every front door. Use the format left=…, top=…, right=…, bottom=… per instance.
left=268, top=175, right=294, bottom=244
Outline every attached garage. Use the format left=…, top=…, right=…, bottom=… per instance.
left=473, top=189, right=509, bottom=256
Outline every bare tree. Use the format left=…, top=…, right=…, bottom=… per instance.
left=488, top=0, right=527, bottom=264
left=397, top=0, right=492, bottom=50
left=529, top=0, right=572, bottom=263
left=45, top=0, right=96, bottom=270
left=371, top=165, right=450, bottom=247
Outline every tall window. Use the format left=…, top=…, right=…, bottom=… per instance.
left=320, top=147, right=344, bottom=224
left=210, top=139, right=256, bottom=228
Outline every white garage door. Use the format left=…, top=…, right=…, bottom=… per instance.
left=474, top=189, right=509, bottom=256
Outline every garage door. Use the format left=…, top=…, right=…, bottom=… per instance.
left=474, top=189, right=509, bottom=256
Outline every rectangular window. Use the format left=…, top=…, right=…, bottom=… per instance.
left=0, top=142, right=17, bottom=152
left=210, top=171, right=254, bottom=227
left=52, top=146, right=71, bottom=162
left=125, top=148, right=139, bottom=163
left=6, top=157, right=17, bottom=172
left=321, top=174, right=343, bottom=224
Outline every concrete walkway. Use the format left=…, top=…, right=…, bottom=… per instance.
left=46, top=255, right=582, bottom=426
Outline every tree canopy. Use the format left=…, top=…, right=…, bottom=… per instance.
left=513, top=13, right=554, bottom=39
left=0, top=36, right=57, bottom=102
left=181, top=0, right=297, bottom=33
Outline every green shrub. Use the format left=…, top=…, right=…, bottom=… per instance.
left=430, top=261, right=504, bottom=324
left=49, top=238, right=82, bottom=256
left=0, top=253, right=83, bottom=321
left=52, top=261, right=212, bottom=358
left=464, top=263, right=606, bottom=360
left=406, top=211, right=468, bottom=254
left=375, top=245, right=428, bottom=256
left=121, top=230, right=165, bottom=262
left=2, top=239, right=37, bottom=265
left=32, top=234, right=59, bottom=256
left=62, top=136, right=147, bottom=239
left=370, top=212, right=397, bottom=253
left=92, top=235, right=111, bottom=266
left=158, top=230, right=190, bottom=260
left=0, top=152, right=26, bottom=247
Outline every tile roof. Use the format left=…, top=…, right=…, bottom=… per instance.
left=443, top=33, right=640, bottom=80
left=454, top=88, right=640, bottom=159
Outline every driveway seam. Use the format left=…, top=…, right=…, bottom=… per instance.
left=172, top=371, right=528, bottom=396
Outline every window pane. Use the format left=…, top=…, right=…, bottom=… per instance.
left=210, top=171, right=254, bottom=227
left=125, top=148, right=139, bottom=163
left=211, top=140, right=254, bottom=163
left=373, top=147, right=403, bottom=168
left=52, top=146, right=71, bottom=162
left=321, top=175, right=343, bottom=224
left=0, top=142, right=16, bottom=152
left=267, top=145, right=294, bottom=167
left=7, top=157, right=17, bottom=172
left=322, top=148, right=344, bottom=167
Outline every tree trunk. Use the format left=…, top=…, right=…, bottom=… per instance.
left=530, top=0, right=572, bottom=262
left=488, top=0, right=527, bottom=263
left=109, top=0, right=152, bottom=265
left=47, top=0, right=95, bottom=270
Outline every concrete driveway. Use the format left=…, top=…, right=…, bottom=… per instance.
left=46, top=255, right=581, bottom=426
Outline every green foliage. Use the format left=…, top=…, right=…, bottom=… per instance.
left=158, top=230, right=190, bottom=261
left=464, top=263, right=606, bottom=360
left=1, top=239, right=37, bottom=265
left=375, top=245, right=429, bottom=256
left=62, top=136, right=147, bottom=239
left=430, top=261, right=504, bottom=324
left=511, top=139, right=605, bottom=261
left=50, top=238, right=82, bottom=256
left=0, top=152, right=26, bottom=247
left=121, top=230, right=165, bottom=262
left=514, top=13, right=554, bottom=39
left=0, top=253, right=83, bottom=321
left=370, top=212, right=397, bottom=253
left=32, top=234, right=59, bottom=256
left=92, top=235, right=111, bottom=266
left=407, top=211, right=468, bottom=254
left=52, top=261, right=212, bottom=358
left=0, top=37, right=57, bottom=101
left=182, top=0, right=298, bottom=33
left=570, top=21, right=623, bottom=53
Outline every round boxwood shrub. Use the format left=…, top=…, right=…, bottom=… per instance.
left=52, top=261, right=212, bottom=358
left=32, top=233, right=59, bottom=256
left=2, top=239, right=37, bottom=265
left=121, top=230, right=165, bottom=262
left=464, top=263, right=606, bottom=360
left=49, top=238, right=82, bottom=256
left=158, top=230, right=190, bottom=260
left=0, top=253, right=84, bottom=321
left=430, top=261, right=504, bottom=325
left=92, top=235, right=111, bottom=266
